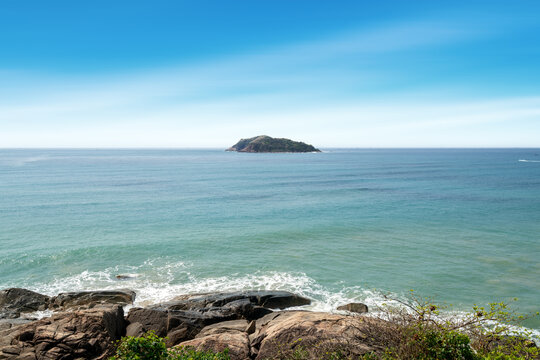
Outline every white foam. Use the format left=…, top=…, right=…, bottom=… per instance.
left=16, top=259, right=539, bottom=343
left=0, top=156, right=51, bottom=167
left=24, top=309, right=55, bottom=320
left=24, top=260, right=372, bottom=310
left=519, top=159, right=540, bottom=163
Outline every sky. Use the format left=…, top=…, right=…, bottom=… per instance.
left=1, top=0, right=540, bottom=148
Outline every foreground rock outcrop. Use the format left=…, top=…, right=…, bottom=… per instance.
left=0, top=288, right=50, bottom=319
left=0, top=305, right=125, bottom=360
left=126, top=291, right=311, bottom=346
left=50, top=289, right=136, bottom=310
left=173, top=311, right=384, bottom=360
left=0, top=288, right=382, bottom=360
left=227, top=136, right=320, bottom=153
left=179, top=320, right=252, bottom=359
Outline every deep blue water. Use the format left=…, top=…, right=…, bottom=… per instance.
left=0, top=149, right=539, bottom=330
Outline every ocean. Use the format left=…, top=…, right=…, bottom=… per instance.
left=1, top=148, right=539, bottom=331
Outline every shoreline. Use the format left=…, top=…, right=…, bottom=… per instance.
left=1, top=287, right=539, bottom=359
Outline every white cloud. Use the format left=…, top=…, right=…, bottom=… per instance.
left=0, top=17, right=537, bottom=148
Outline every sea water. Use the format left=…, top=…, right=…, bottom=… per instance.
left=1, top=149, right=539, bottom=331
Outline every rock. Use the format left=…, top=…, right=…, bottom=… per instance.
left=0, top=288, right=50, bottom=315
left=226, top=135, right=321, bottom=153
left=115, top=274, right=137, bottom=280
left=245, top=320, right=256, bottom=335
left=139, top=291, right=308, bottom=346
left=164, top=290, right=310, bottom=311
left=252, top=311, right=382, bottom=360
left=166, top=308, right=239, bottom=344
left=125, top=322, right=144, bottom=337
left=337, top=302, right=369, bottom=314
left=223, top=299, right=273, bottom=320
left=126, top=307, right=168, bottom=337
left=177, top=330, right=250, bottom=360
left=196, top=320, right=250, bottom=338
left=0, top=305, right=125, bottom=360
left=50, top=289, right=136, bottom=309
left=166, top=327, right=190, bottom=347
left=0, top=318, right=33, bottom=332
left=0, top=310, right=20, bottom=320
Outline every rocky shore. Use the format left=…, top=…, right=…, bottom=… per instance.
left=0, top=288, right=373, bottom=360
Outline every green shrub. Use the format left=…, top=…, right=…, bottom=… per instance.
left=110, top=331, right=230, bottom=360
left=169, top=347, right=230, bottom=360
left=404, top=326, right=477, bottom=360
left=363, top=291, right=539, bottom=360
left=110, top=331, right=168, bottom=360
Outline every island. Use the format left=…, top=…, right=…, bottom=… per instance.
left=226, top=135, right=320, bottom=153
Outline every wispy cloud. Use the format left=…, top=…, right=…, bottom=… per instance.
left=1, top=16, right=538, bottom=147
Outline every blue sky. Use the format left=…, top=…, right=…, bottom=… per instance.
left=1, top=0, right=540, bottom=147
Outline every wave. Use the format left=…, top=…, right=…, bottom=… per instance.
left=6, top=259, right=539, bottom=342
left=10, top=259, right=386, bottom=312
left=0, top=156, right=51, bottom=167
left=518, top=159, right=540, bottom=163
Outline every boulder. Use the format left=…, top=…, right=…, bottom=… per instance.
left=125, top=321, right=144, bottom=337
left=337, top=302, right=369, bottom=314
left=251, top=311, right=383, bottom=360
left=176, top=321, right=251, bottom=360
left=126, top=307, right=168, bottom=337
left=195, top=320, right=250, bottom=338
left=0, top=288, right=50, bottom=316
left=50, top=289, right=136, bottom=309
left=166, top=290, right=310, bottom=310
left=121, top=291, right=311, bottom=350
left=0, top=305, right=125, bottom=360
left=165, top=308, right=239, bottom=344
left=135, top=291, right=307, bottom=346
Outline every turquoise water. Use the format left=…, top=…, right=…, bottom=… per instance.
left=1, top=149, right=539, bottom=330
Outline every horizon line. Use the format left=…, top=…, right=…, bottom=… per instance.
left=1, top=147, right=539, bottom=150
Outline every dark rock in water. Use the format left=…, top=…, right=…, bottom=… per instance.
left=337, top=302, right=369, bottom=314
left=221, top=298, right=272, bottom=320
left=0, top=305, right=125, bottom=360
left=227, top=135, right=320, bottom=153
left=165, top=290, right=311, bottom=310
left=115, top=274, right=138, bottom=280
left=126, top=307, right=169, bottom=337
left=0, top=288, right=50, bottom=316
left=50, top=289, right=136, bottom=309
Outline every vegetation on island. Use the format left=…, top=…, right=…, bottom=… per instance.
left=111, top=292, right=539, bottom=360
left=226, top=135, right=321, bottom=153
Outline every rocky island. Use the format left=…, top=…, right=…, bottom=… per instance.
left=227, top=136, right=320, bottom=153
